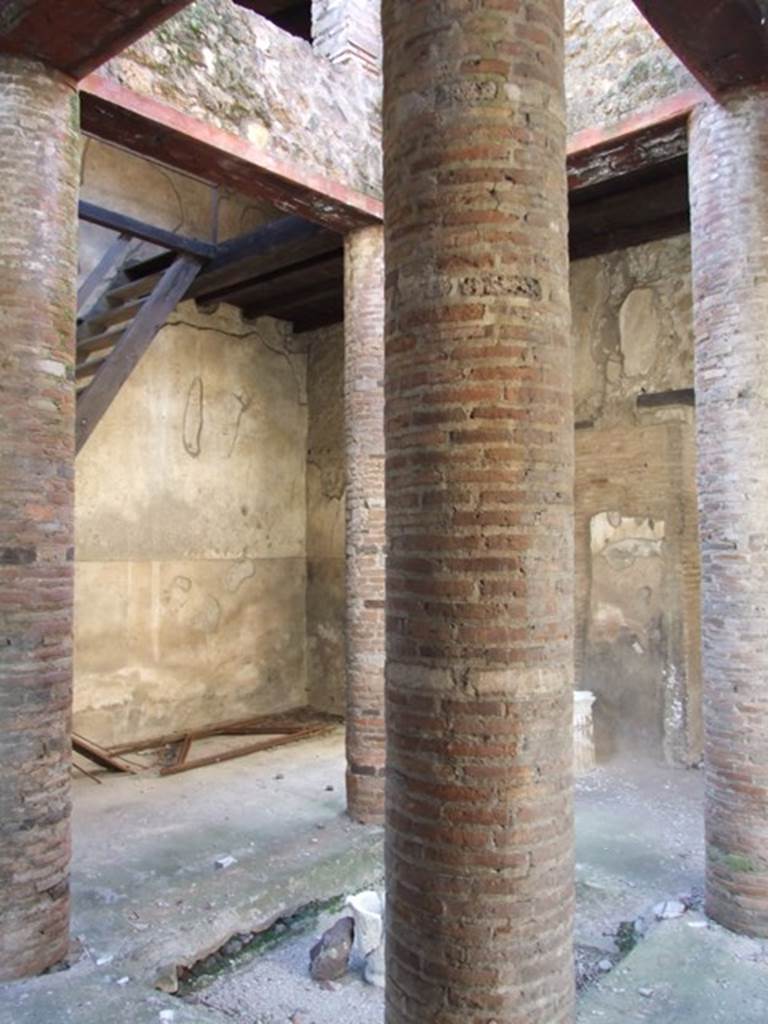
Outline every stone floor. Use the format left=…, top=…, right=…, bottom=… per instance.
left=2, top=732, right=766, bottom=1023
left=0, top=728, right=382, bottom=1024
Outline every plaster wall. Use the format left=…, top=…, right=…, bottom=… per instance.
left=571, top=235, right=702, bottom=764
left=304, top=324, right=345, bottom=715
left=74, top=142, right=309, bottom=747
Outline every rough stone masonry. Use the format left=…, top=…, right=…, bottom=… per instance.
left=382, top=1, right=575, bottom=1021
left=0, top=55, right=80, bottom=980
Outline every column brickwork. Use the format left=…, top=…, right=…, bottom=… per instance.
left=382, top=2, right=575, bottom=1020
left=690, top=88, right=768, bottom=938
left=344, top=225, right=386, bottom=825
left=0, top=56, right=79, bottom=980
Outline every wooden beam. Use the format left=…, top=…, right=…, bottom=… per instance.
left=191, top=217, right=341, bottom=305
left=631, top=1, right=768, bottom=95
left=570, top=170, right=690, bottom=260
left=243, top=278, right=342, bottom=321
left=79, top=73, right=383, bottom=232
left=79, top=201, right=216, bottom=260
left=0, top=0, right=195, bottom=80
left=72, top=734, right=139, bottom=774
left=76, top=254, right=202, bottom=453
left=214, top=250, right=342, bottom=310
left=567, top=90, right=702, bottom=196
left=77, top=232, right=132, bottom=318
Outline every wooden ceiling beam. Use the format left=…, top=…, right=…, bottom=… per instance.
left=0, top=0, right=195, bottom=80
left=631, top=0, right=768, bottom=95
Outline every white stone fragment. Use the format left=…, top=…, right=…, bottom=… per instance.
left=345, top=890, right=384, bottom=956
left=654, top=899, right=686, bottom=920
left=214, top=855, right=238, bottom=870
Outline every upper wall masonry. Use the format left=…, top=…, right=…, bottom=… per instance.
left=105, top=0, right=382, bottom=199
left=566, top=0, right=694, bottom=133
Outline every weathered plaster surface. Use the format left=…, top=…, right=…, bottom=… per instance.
left=572, top=235, right=694, bottom=426
left=75, top=145, right=309, bottom=746
left=566, top=0, right=694, bottom=133
left=106, top=0, right=382, bottom=198
left=571, top=235, right=701, bottom=764
left=304, top=324, right=345, bottom=715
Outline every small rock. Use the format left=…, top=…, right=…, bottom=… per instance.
left=290, top=1013, right=310, bottom=1024
left=325, top=785, right=334, bottom=792
left=638, top=988, right=654, bottom=999
left=214, top=855, right=238, bottom=870
left=159, top=1012, right=175, bottom=1023
left=95, top=955, right=114, bottom=966
left=309, top=917, right=355, bottom=982
left=598, top=959, right=613, bottom=972
left=116, top=976, right=130, bottom=986
left=654, top=899, right=686, bottom=920
left=222, top=938, right=243, bottom=957
left=275, top=773, right=285, bottom=781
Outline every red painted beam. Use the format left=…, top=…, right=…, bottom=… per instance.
left=0, top=0, right=195, bottom=80
left=631, top=0, right=768, bottom=95
left=567, top=89, right=704, bottom=194
left=79, top=74, right=383, bottom=232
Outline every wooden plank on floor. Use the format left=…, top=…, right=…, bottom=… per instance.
left=107, top=708, right=322, bottom=754
left=73, top=734, right=140, bottom=774
left=158, top=725, right=336, bottom=777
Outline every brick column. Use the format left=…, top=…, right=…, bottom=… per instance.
left=0, top=57, right=79, bottom=980
left=344, top=226, right=386, bottom=825
left=689, top=89, right=768, bottom=938
left=382, top=3, right=574, bottom=1022
left=312, top=0, right=381, bottom=74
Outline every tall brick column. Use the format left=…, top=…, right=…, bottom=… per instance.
left=344, top=226, right=386, bottom=825
left=0, top=57, right=79, bottom=980
left=382, top=3, right=574, bottom=1021
left=690, top=89, right=768, bottom=938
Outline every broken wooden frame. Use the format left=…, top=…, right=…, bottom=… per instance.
left=73, top=709, right=340, bottom=778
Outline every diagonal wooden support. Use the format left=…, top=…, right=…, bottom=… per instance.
left=77, top=232, right=132, bottom=318
left=76, top=254, right=203, bottom=454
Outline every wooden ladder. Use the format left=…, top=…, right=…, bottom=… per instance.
left=75, top=246, right=204, bottom=455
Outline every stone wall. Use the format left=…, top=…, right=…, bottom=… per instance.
left=304, top=324, right=346, bottom=715
left=571, top=234, right=702, bottom=764
left=74, top=141, right=309, bottom=747
left=565, top=0, right=694, bottom=133
left=107, top=0, right=381, bottom=199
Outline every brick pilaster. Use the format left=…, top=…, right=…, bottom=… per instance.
left=689, top=88, right=768, bottom=938
left=382, top=2, right=574, bottom=1021
left=0, top=57, right=79, bottom=980
left=312, top=0, right=381, bottom=75
left=344, top=225, right=386, bottom=825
